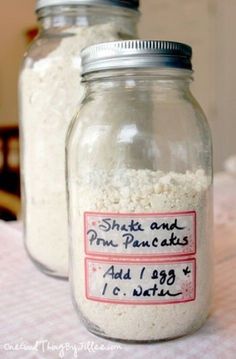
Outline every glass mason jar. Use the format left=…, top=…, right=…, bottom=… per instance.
left=67, top=40, right=213, bottom=342
left=19, top=0, right=139, bottom=279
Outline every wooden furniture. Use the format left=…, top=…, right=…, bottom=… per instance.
left=0, top=126, right=21, bottom=220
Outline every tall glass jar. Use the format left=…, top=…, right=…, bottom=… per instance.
left=19, top=0, right=139, bottom=279
left=67, top=40, right=213, bottom=342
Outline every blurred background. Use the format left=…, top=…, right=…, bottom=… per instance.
left=0, top=0, right=235, bottom=220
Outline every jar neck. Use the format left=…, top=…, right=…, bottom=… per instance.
left=84, top=68, right=193, bottom=94
left=37, top=5, right=139, bottom=31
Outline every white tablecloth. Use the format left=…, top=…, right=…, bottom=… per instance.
left=0, top=174, right=236, bottom=359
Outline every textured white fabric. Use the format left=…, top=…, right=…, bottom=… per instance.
left=0, top=173, right=236, bottom=359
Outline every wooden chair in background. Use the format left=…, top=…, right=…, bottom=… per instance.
left=0, top=126, right=21, bottom=220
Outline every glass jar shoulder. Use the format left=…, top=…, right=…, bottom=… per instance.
left=157, top=88, right=212, bottom=148
left=21, top=30, right=76, bottom=69
left=68, top=85, right=212, bottom=174
left=151, top=88, right=213, bottom=176
left=179, top=90, right=213, bottom=167
left=186, top=91, right=212, bottom=142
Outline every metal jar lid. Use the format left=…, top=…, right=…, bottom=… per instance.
left=36, top=0, right=139, bottom=11
left=81, top=40, right=193, bottom=75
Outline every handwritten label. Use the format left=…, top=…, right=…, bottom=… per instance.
left=84, top=211, right=196, bottom=258
left=85, top=258, right=196, bottom=304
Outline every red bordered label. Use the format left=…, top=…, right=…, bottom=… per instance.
left=84, top=211, right=196, bottom=258
left=85, top=257, right=196, bottom=305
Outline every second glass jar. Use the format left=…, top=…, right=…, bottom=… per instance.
left=67, top=40, right=213, bottom=342
left=19, top=0, right=139, bottom=278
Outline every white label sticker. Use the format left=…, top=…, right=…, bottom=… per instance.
left=85, top=258, right=196, bottom=304
left=84, top=211, right=196, bottom=258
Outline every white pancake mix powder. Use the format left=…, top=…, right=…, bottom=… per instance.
left=19, top=22, right=132, bottom=277
left=69, top=168, right=212, bottom=341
